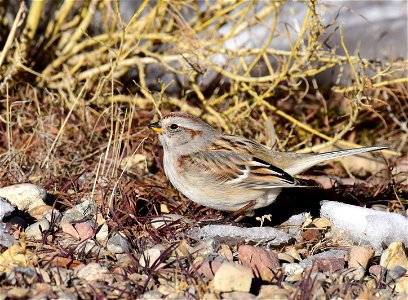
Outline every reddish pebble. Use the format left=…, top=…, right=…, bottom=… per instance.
left=196, top=255, right=227, bottom=280
left=314, top=258, right=345, bottom=273
left=75, top=222, right=94, bottom=240
left=348, top=246, right=375, bottom=269
left=61, top=222, right=80, bottom=240
left=238, top=245, right=280, bottom=281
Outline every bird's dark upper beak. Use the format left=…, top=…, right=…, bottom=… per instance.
left=148, top=121, right=164, bottom=133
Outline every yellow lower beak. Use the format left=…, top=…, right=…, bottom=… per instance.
left=152, top=127, right=164, bottom=133
left=148, top=121, right=164, bottom=133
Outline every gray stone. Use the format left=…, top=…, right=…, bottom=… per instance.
left=43, top=209, right=62, bottom=223
left=61, top=199, right=96, bottom=223
left=299, top=249, right=347, bottom=268
left=386, top=266, right=407, bottom=283
left=0, top=197, right=15, bottom=219
left=189, top=225, right=292, bottom=247
left=107, top=233, right=130, bottom=254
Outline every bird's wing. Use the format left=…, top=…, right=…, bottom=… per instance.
left=184, top=137, right=298, bottom=189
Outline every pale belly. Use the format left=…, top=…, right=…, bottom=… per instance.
left=164, top=159, right=281, bottom=211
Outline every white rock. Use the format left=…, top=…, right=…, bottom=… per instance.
left=76, top=262, right=110, bottom=282
left=283, top=263, right=304, bottom=276
left=139, top=245, right=166, bottom=268
left=141, top=290, right=164, bottom=299
left=0, top=184, right=46, bottom=211
left=213, top=262, right=253, bottom=292
left=321, top=201, right=408, bottom=250
left=150, top=214, right=185, bottom=229
left=25, top=220, right=50, bottom=239
left=96, top=223, right=109, bottom=244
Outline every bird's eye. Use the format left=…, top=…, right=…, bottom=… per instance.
left=169, top=124, right=179, bottom=130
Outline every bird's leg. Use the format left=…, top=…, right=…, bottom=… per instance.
left=226, top=200, right=257, bottom=223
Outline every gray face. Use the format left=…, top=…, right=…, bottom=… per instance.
left=150, top=114, right=219, bottom=155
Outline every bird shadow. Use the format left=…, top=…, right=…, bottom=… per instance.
left=240, top=179, right=380, bottom=227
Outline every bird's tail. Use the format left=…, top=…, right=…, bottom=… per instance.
left=287, top=146, right=387, bottom=175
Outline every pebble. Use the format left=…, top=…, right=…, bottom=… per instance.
left=283, top=263, right=304, bottom=281
left=342, top=266, right=365, bottom=281
left=312, top=217, right=332, bottom=228
left=301, top=229, right=321, bottom=242
left=139, top=245, right=166, bottom=268
left=75, top=222, right=94, bottom=240
left=28, top=204, right=54, bottom=220
left=257, top=285, right=290, bottom=299
left=395, top=276, right=408, bottom=294
left=238, top=245, right=280, bottom=281
left=278, top=253, right=295, bottom=263
left=25, top=220, right=50, bottom=239
left=43, top=208, right=62, bottom=223
left=213, top=262, right=253, bottom=292
left=49, top=267, right=72, bottom=285
left=96, top=223, right=109, bottom=244
left=203, top=292, right=219, bottom=299
left=308, top=272, right=327, bottom=282
left=56, top=290, right=77, bottom=300
left=348, top=246, right=375, bottom=269
left=189, top=225, right=292, bottom=247
left=300, top=249, right=347, bottom=269
left=0, top=184, right=47, bottom=212
left=82, top=240, right=101, bottom=255
left=0, top=197, right=14, bottom=219
left=313, top=257, right=345, bottom=273
left=7, top=287, right=29, bottom=298
left=107, top=233, right=130, bottom=254
left=150, top=214, right=185, bottom=229
left=222, top=291, right=256, bottom=299
left=141, top=290, right=163, bottom=299
left=193, top=239, right=221, bottom=257
left=386, top=265, right=407, bottom=282
left=196, top=255, right=228, bottom=280
left=31, top=283, right=53, bottom=299
left=368, top=265, right=385, bottom=279
left=76, top=262, right=110, bottom=282
left=380, top=241, right=408, bottom=270
left=61, top=199, right=96, bottom=223
left=61, top=222, right=80, bottom=240
left=280, top=213, right=308, bottom=235
left=218, top=244, right=233, bottom=261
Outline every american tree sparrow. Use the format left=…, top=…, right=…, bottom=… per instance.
left=149, top=112, right=386, bottom=212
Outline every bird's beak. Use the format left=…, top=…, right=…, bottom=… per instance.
left=148, top=121, right=164, bottom=133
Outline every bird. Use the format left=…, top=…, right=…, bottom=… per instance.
left=148, top=112, right=386, bottom=212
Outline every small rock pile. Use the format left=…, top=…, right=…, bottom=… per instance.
left=0, top=183, right=407, bottom=299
